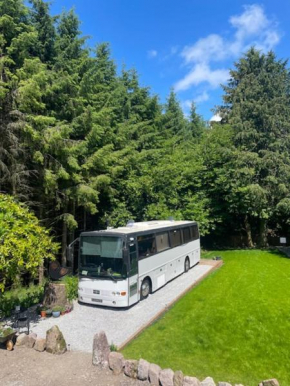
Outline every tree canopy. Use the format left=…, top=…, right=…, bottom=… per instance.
left=1, top=0, right=290, bottom=263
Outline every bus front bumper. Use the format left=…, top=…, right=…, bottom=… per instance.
left=78, top=292, right=129, bottom=307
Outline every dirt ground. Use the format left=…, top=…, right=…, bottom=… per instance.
left=0, top=347, right=148, bottom=386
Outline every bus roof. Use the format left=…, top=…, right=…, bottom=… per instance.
left=80, top=220, right=197, bottom=237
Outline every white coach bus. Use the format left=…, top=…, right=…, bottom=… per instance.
left=77, top=220, right=200, bottom=307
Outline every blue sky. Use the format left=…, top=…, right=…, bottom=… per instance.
left=49, top=1, right=290, bottom=120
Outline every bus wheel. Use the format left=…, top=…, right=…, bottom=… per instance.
left=140, top=278, right=151, bottom=300
left=184, top=258, right=190, bottom=273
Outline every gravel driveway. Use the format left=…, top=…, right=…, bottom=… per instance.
left=30, top=262, right=217, bottom=352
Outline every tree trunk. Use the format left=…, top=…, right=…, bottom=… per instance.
left=61, top=214, right=68, bottom=267
left=258, top=218, right=268, bottom=247
left=244, top=215, right=254, bottom=248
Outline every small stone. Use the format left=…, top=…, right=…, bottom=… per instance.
left=149, top=363, right=161, bottom=386
left=261, top=380, right=279, bottom=386
left=124, top=359, right=138, bottom=379
left=160, top=368, right=174, bottom=386
left=218, top=383, right=232, bottom=386
left=46, top=325, right=67, bottom=355
left=174, top=370, right=184, bottom=386
left=138, top=358, right=150, bottom=380
left=92, top=331, right=110, bottom=367
left=34, top=338, right=46, bottom=352
left=183, top=376, right=201, bottom=386
left=25, top=333, right=37, bottom=348
left=16, top=333, right=28, bottom=346
left=108, top=352, right=124, bottom=375
left=201, top=378, right=216, bottom=386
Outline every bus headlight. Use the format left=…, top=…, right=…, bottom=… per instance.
left=78, top=287, right=84, bottom=291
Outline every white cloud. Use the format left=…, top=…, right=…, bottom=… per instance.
left=175, top=4, right=281, bottom=92
left=147, top=50, right=158, bottom=58
left=175, top=63, right=229, bottom=91
left=194, top=91, right=210, bottom=104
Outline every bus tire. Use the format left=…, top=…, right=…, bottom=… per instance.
left=140, top=278, right=151, bottom=300
left=184, top=257, right=190, bottom=273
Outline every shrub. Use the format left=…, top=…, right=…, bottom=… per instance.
left=0, top=283, right=46, bottom=316
left=0, top=194, right=59, bottom=291
left=63, top=275, right=78, bottom=301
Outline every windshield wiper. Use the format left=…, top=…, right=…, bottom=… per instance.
left=107, top=271, right=117, bottom=282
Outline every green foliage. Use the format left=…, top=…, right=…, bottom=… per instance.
left=63, top=275, right=78, bottom=301
left=0, top=194, right=58, bottom=291
left=110, top=342, right=118, bottom=352
left=0, top=282, right=46, bottom=316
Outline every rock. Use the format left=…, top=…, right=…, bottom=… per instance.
left=183, top=376, right=201, bottom=386
left=124, top=359, right=138, bottom=379
left=138, top=358, right=150, bottom=380
left=261, top=380, right=279, bottom=386
left=108, top=352, right=124, bottom=375
left=16, top=333, right=29, bottom=346
left=34, top=338, right=46, bottom=352
left=201, top=378, right=216, bottom=386
left=160, top=368, right=174, bottom=386
left=149, top=363, right=161, bottom=386
left=43, top=283, right=67, bottom=308
left=218, top=383, right=232, bottom=386
left=46, top=325, right=67, bottom=355
left=174, top=370, right=184, bottom=386
left=92, top=331, right=110, bottom=367
left=25, top=333, right=37, bottom=348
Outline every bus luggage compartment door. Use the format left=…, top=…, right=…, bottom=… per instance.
left=155, top=265, right=166, bottom=290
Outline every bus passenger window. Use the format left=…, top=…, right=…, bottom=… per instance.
left=137, top=234, right=156, bottom=258
left=183, top=227, right=191, bottom=243
left=169, top=229, right=181, bottom=247
left=156, top=232, right=170, bottom=252
left=190, top=225, right=199, bottom=241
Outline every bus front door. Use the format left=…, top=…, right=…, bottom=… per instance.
left=128, top=238, right=138, bottom=306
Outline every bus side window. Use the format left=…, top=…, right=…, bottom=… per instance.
left=137, top=234, right=156, bottom=258
left=169, top=229, right=182, bottom=247
left=190, top=225, right=199, bottom=241
left=183, top=227, right=191, bottom=244
left=156, top=232, right=170, bottom=252
left=129, top=242, right=138, bottom=275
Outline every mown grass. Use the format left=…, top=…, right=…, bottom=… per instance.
left=122, top=250, right=290, bottom=386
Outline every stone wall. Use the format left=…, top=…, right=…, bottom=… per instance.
left=92, top=331, right=280, bottom=386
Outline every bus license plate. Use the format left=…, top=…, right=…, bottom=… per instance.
left=92, top=298, right=102, bottom=303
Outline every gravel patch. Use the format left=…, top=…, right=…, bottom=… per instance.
left=30, top=263, right=213, bottom=352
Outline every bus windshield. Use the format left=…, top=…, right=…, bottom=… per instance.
left=80, top=236, right=127, bottom=279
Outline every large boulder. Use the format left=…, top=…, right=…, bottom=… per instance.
left=108, top=352, right=124, bottom=375
left=34, top=338, right=46, bottom=352
left=92, top=331, right=110, bottom=367
left=46, top=325, right=67, bottom=355
left=16, top=333, right=28, bottom=347
left=160, top=368, right=174, bottom=386
left=183, top=376, right=201, bottom=386
left=201, top=378, right=216, bottom=386
left=124, top=359, right=138, bottom=379
left=149, top=363, right=161, bottom=386
left=174, top=370, right=184, bottom=386
left=25, top=333, right=37, bottom=348
left=138, top=358, right=150, bottom=380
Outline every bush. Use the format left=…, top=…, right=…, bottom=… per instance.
left=0, top=283, right=46, bottom=316
left=0, top=194, right=59, bottom=291
left=63, top=275, right=78, bottom=301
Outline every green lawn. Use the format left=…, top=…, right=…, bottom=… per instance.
left=122, top=250, right=290, bottom=386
